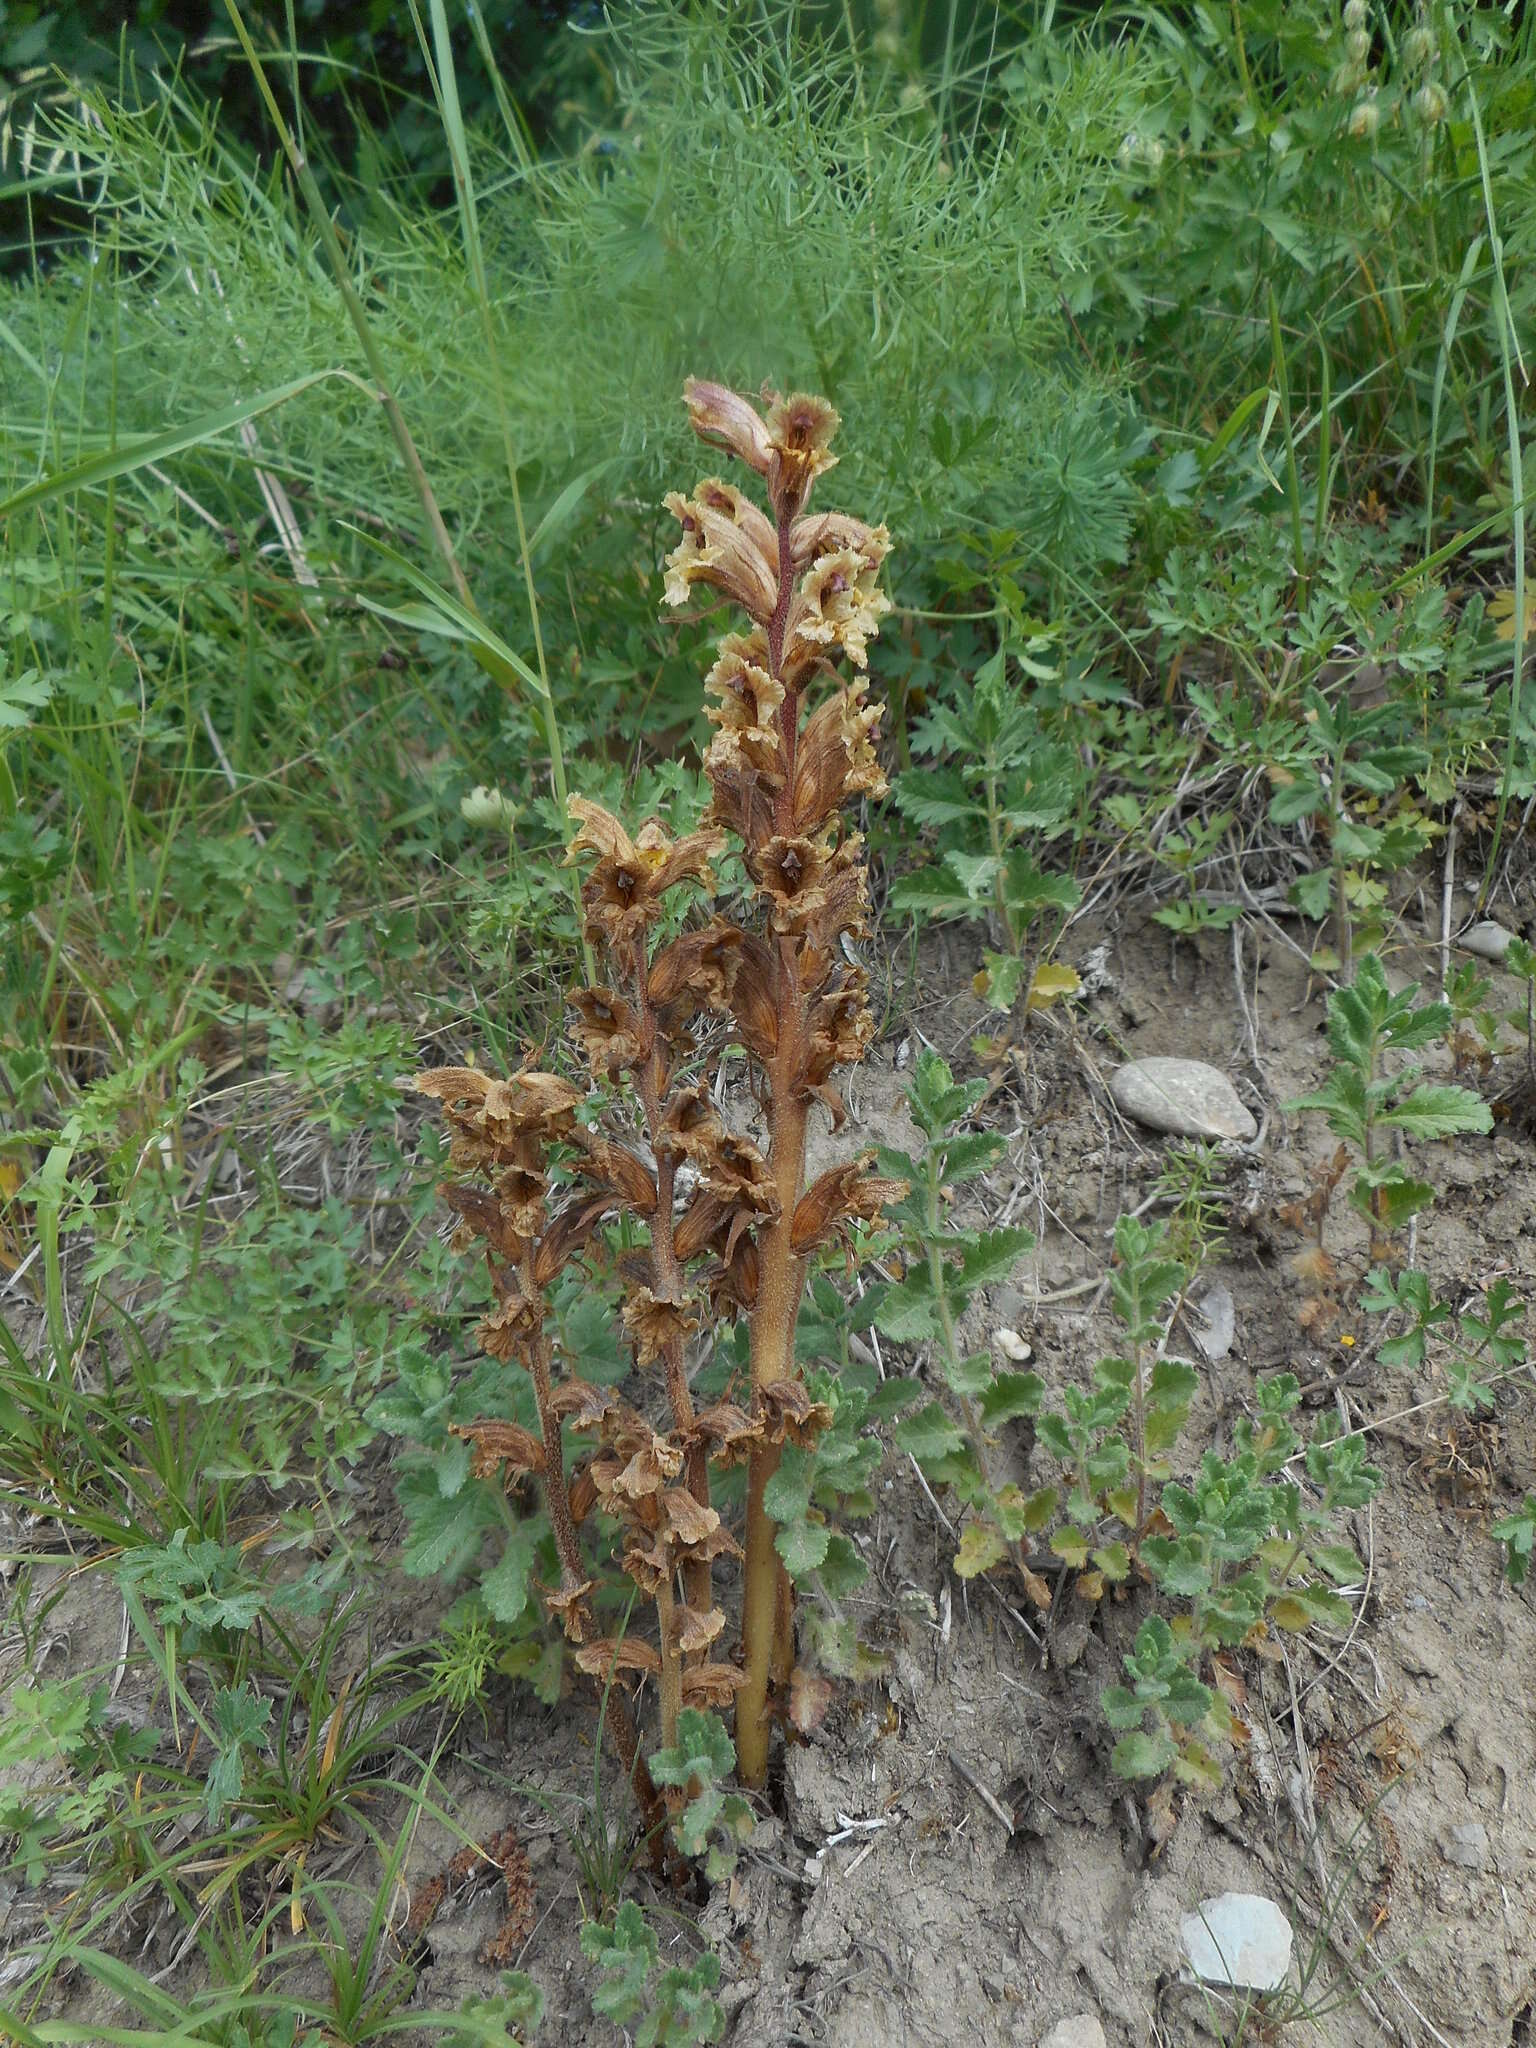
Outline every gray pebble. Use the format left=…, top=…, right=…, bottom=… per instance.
left=1110, top=1057, right=1257, bottom=1141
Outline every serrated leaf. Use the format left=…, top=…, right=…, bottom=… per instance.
left=873, top=1273, right=942, bottom=1344
left=894, top=1401, right=967, bottom=1465
left=979, top=1370, right=1044, bottom=1426
left=954, top=1522, right=1008, bottom=1578
left=976, top=951, right=1028, bottom=1010
left=1050, top=1527, right=1088, bottom=1568
left=1092, top=1542, right=1131, bottom=1582
left=943, top=1348, right=996, bottom=1398
left=1112, top=1729, right=1177, bottom=1779
left=1380, top=1084, right=1493, bottom=1139
left=960, top=1227, right=1036, bottom=1293
left=1310, top=1542, right=1363, bottom=1584
left=481, top=1523, right=541, bottom=1623
left=816, top=1532, right=868, bottom=1597
left=775, top=1517, right=832, bottom=1580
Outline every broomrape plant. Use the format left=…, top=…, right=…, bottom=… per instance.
left=414, top=381, right=902, bottom=1822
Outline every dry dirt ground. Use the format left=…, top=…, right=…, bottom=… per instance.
left=9, top=891, right=1536, bottom=2048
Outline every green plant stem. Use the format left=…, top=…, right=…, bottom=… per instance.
left=1130, top=1331, right=1148, bottom=1545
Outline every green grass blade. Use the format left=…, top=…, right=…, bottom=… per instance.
left=0, top=369, right=372, bottom=517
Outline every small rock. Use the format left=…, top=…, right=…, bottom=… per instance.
left=1188, top=1280, right=1235, bottom=1362
left=1461, top=920, right=1515, bottom=962
left=1181, top=1892, right=1292, bottom=1992
left=1039, top=2019, right=1107, bottom=2048
left=1441, top=1822, right=1489, bottom=1870
left=994, top=1326, right=1033, bottom=1363
left=1111, top=1058, right=1257, bottom=1142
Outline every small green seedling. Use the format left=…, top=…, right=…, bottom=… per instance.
left=1149, top=809, right=1243, bottom=943
left=864, top=1049, right=1044, bottom=1594
left=1269, top=687, right=1432, bottom=977
left=1362, top=1269, right=1526, bottom=1413
left=581, top=1898, right=725, bottom=2047
left=1286, top=953, right=1492, bottom=1257
left=645, top=1710, right=753, bottom=1879
left=889, top=644, right=1082, bottom=1012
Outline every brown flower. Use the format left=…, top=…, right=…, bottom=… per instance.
left=791, top=511, right=891, bottom=577
left=415, top=1066, right=582, bottom=1174
left=792, top=677, right=886, bottom=833
left=544, top=1578, right=596, bottom=1643
left=476, top=1282, right=545, bottom=1360
left=715, top=931, right=778, bottom=1063
left=606, top=1427, right=685, bottom=1502
left=703, top=632, right=786, bottom=785
left=683, top=377, right=774, bottom=477
left=791, top=1156, right=908, bottom=1256
left=449, top=1418, right=547, bottom=1480
left=694, top=477, right=778, bottom=568
left=760, top=1377, right=834, bottom=1448
left=675, top=1132, right=779, bottom=1263
left=654, top=1083, right=726, bottom=1164
left=646, top=926, right=740, bottom=1021
left=576, top=1140, right=659, bottom=1218
left=569, top=986, right=647, bottom=1076
left=685, top=1399, right=762, bottom=1467
left=566, top=798, right=723, bottom=947
left=662, top=489, right=778, bottom=623
left=621, top=1286, right=699, bottom=1369
left=549, top=1377, right=623, bottom=1432
left=782, top=545, right=891, bottom=685
left=764, top=391, right=841, bottom=520
left=669, top=1603, right=727, bottom=1654
left=680, top=1663, right=749, bottom=1706
left=574, top=1637, right=662, bottom=1683
left=534, top=1191, right=619, bottom=1288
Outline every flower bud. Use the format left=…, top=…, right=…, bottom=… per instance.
left=1348, top=98, right=1380, bottom=140
left=1343, top=0, right=1367, bottom=26
left=1413, top=78, right=1448, bottom=123
left=1345, top=26, right=1370, bottom=62
left=1403, top=24, right=1434, bottom=68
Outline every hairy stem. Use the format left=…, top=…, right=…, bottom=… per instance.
left=737, top=1033, right=810, bottom=1788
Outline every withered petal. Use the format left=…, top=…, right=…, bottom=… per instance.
left=450, top=1418, right=546, bottom=1480
left=680, top=1662, right=749, bottom=1706
left=574, top=1637, right=662, bottom=1681
left=790, top=1156, right=908, bottom=1255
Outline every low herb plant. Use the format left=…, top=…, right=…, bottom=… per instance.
left=888, top=644, right=1083, bottom=1013
left=1361, top=1269, right=1527, bottom=1415
left=1285, top=954, right=1492, bottom=1265
left=860, top=1049, right=1044, bottom=1595
left=1106, top=1376, right=1381, bottom=1789
left=581, top=1897, right=724, bottom=2047
left=414, top=380, right=904, bottom=1836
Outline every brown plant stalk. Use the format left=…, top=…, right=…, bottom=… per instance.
left=415, top=377, right=900, bottom=1819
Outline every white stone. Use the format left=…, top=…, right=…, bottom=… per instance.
left=1110, top=1058, right=1257, bottom=1142
left=994, top=1326, right=1033, bottom=1363
left=1039, top=2019, right=1107, bottom=2048
left=1461, top=921, right=1515, bottom=961
left=1189, top=1280, right=1235, bottom=1362
left=1442, top=1821, right=1489, bottom=1869
left=1181, top=1892, right=1293, bottom=1992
